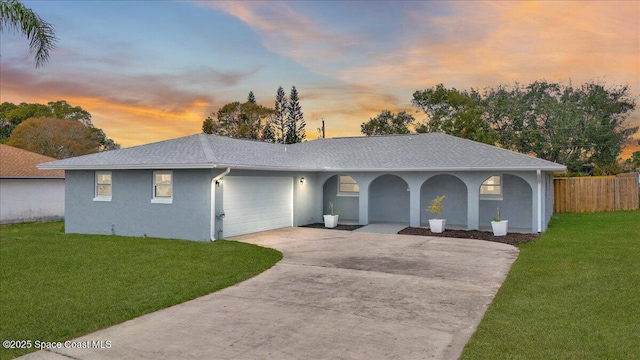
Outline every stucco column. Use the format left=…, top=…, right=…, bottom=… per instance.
left=467, top=189, right=480, bottom=230
left=532, top=172, right=540, bottom=233
left=409, top=183, right=421, bottom=228
left=358, top=182, right=369, bottom=225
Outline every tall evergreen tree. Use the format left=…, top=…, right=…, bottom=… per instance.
left=247, top=91, right=256, bottom=104
left=285, top=86, right=306, bottom=144
left=272, top=86, right=288, bottom=143
left=261, top=120, right=275, bottom=143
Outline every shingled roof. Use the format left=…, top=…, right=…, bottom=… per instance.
left=39, top=133, right=566, bottom=172
left=1, top=144, right=65, bottom=178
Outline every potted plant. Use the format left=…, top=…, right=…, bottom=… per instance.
left=426, top=195, right=446, bottom=233
left=323, top=202, right=339, bottom=228
left=491, top=207, right=508, bottom=236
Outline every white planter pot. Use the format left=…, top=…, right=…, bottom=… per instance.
left=491, top=220, right=508, bottom=236
left=429, top=219, right=446, bottom=233
left=324, top=215, right=339, bottom=228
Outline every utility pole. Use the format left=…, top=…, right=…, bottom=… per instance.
left=317, top=118, right=326, bottom=138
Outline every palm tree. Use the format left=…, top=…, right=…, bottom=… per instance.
left=0, top=0, right=57, bottom=67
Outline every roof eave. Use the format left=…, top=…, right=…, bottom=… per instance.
left=214, top=164, right=317, bottom=171
left=37, top=163, right=219, bottom=170
left=36, top=163, right=317, bottom=172
left=37, top=163, right=567, bottom=172
left=318, top=166, right=567, bottom=172
left=0, top=176, right=65, bottom=179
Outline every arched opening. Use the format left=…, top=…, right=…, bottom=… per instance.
left=368, top=174, right=409, bottom=223
left=478, top=174, right=532, bottom=231
left=421, top=174, right=468, bottom=228
left=322, top=174, right=359, bottom=223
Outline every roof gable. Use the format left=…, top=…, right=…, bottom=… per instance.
left=0, top=144, right=65, bottom=178
left=38, top=133, right=567, bottom=172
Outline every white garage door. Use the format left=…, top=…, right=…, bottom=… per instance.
left=223, top=176, right=293, bottom=237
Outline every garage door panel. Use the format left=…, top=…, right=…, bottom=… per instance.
left=223, top=177, right=293, bottom=237
left=226, top=199, right=292, bottom=211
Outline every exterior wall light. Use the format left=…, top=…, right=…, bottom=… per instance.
left=300, top=177, right=305, bottom=184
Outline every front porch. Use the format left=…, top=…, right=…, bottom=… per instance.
left=318, top=171, right=545, bottom=234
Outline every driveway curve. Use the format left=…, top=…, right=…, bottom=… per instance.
left=22, top=228, right=518, bottom=360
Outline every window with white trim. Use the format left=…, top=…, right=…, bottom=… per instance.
left=94, top=171, right=112, bottom=202
left=337, top=175, right=359, bottom=196
left=480, top=175, right=502, bottom=200
left=152, top=171, right=173, bottom=204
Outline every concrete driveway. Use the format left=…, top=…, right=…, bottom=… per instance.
left=21, top=228, right=518, bottom=360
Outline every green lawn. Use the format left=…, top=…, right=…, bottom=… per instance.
left=461, top=210, right=640, bottom=359
left=0, top=221, right=282, bottom=360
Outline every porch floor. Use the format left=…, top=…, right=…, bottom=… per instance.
left=354, top=222, right=409, bottom=234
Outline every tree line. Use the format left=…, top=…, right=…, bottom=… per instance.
left=202, top=86, right=306, bottom=144
left=0, top=100, right=120, bottom=159
left=361, top=81, right=638, bottom=175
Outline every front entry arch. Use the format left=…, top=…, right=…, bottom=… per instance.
left=368, top=174, right=410, bottom=223
left=421, top=174, right=468, bottom=228
left=322, top=175, right=360, bottom=222
left=479, top=174, right=533, bottom=230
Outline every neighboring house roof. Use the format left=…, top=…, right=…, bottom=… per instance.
left=0, top=144, right=65, bottom=179
left=38, top=133, right=567, bottom=172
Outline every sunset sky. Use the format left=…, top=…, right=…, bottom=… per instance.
left=1, top=1, right=639, bottom=158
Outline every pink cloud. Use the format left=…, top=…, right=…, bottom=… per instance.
left=0, top=61, right=259, bottom=147
left=206, top=2, right=357, bottom=73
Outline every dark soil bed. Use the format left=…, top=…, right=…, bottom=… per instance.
left=301, top=223, right=365, bottom=231
left=398, top=227, right=538, bottom=246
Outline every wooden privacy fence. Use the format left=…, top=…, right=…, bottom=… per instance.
left=554, top=173, right=639, bottom=213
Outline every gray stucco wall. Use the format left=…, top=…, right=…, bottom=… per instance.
left=65, top=169, right=213, bottom=241
left=421, top=174, right=468, bottom=227
left=369, top=175, right=410, bottom=223
left=478, top=174, right=532, bottom=230
left=322, top=175, right=359, bottom=221
left=544, top=172, right=554, bottom=231
left=67, top=168, right=320, bottom=242
left=293, top=172, right=320, bottom=226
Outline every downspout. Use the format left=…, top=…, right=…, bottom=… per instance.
left=211, top=168, right=231, bottom=241
left=213, top=167, right=231, bottom=183
left=537, top=169, right=542, bottom=233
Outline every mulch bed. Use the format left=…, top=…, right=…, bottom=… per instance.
left=301, top=223, right=538, bottom=246
left=301, top=223, right=365, bottom=231
left=398, top=227, right=539, bottom=246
